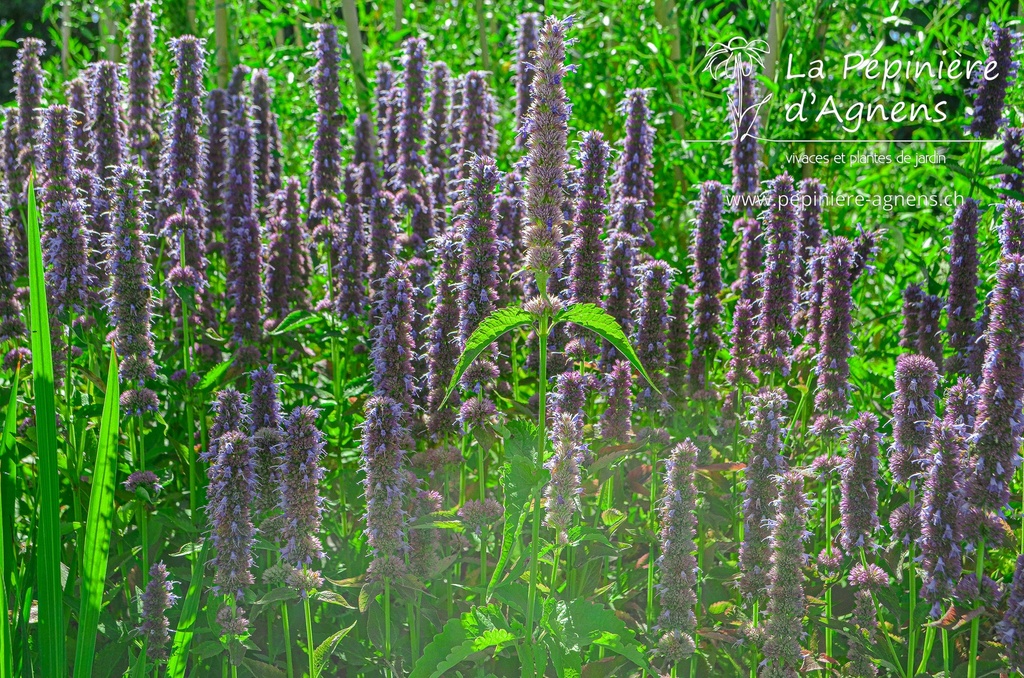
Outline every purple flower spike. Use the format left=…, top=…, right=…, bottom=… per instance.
left=89, top=61, right=126, bottom=272
left=361, top=396, right=411, bottom=583
left=40, top=106, right=95, bottom=382
left=396, top=38, right=427, bottom=192
left=544, top=412, right=586, bottom=545
left=375, top=63, right=395, bottom=162
left=65, top=77, right=91, bottom=166
left=523, top=17, right=572, bottom=294
left=204, top=89, right=229, bottom=252
left=207, top=388, right=250, bottom=463
left=279, top=406, right=327, bottom=575
left=918, top=293, right=944, bottom=374
left=890, top=354, right=938, bottom=485
left=514, top=13, right=539, bottom=147
left=612, top=89, right=655, bottom=246
left=730, top=62, right=761, bottom=209
left=407, top=480, right=443, bottom=579
left=919, top=421, right=965, bottom=616
left=426, top=62, right=450, bottom=171
left=633, top=260, right=672, bottom=413
left=997, top=555, right=1024, bottom=672
left=811, top=237, right=853, bottom=437
left=946, top=199, right=980, bottom=375
left=139, top=562, right=177, bottom=660
left=656, top=439, right=699, bottom=662
left=725, top=299, right=759, bottom=398
left=334, top=173, right=369, bottom=321
left=0, top=194, right=25, bottom=344
left=251, top=69, right=278, bottom=209
left=367, top=176, right=396, bottom=279
left=126, top=0, right=160, bottom=198
left=353, top=113, right=375, bottom=167
left=371, top=259, right=417, bottom=413
left=849, top=226, right=880, bottom=283
left=265, top=178, right=312, bottom=326
left=458, top=72, right=496, bottom=178
left=426, top=235, right=462, bottom=439
left=1001, top=128, right=1024, bottom=195
left=407, top=256, right=432, bottom=378
left=13, top=38, right=46, bottom=210
left=396, top=188, right=433, bottom=259
left=249, top=365, right=284, bottom=521
left=600, top=360, right=634, bottom=443
left=798, top=248, right=825, bottom=356
left=739, top=388, right=788, bottom=601
left=760, top=471, right=809, bottom=677
left=967, top=254, right=1024, bottom=512
left=569, top=131, right=609, bottom=308
left=839, top=412, right=880, bottom=553
left=968, top=25, right=1020, bottom=138
left=689, top=181, right=724, bottom=394
left=309, top=24, right=343, bottom=233
left=106, top=164, right=158, bottom=415
left=207, top=430, right=257, bottom=601
left=735, top=217, right=763, bottom=303
left=757, top=173, right=799, bottom=377
left=1000, top=199, right=1024, bottom=256
left=667, top=284, right=690, bottom=395
left=796, top=179, right=824, bottom=282
left=900, top=283, right=923, bottom=351
left=601, top=232, right=636, bottom=368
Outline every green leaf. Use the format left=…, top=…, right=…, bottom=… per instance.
left=410, top=606, right=517, bottom=678
left=241, top=657, right=287, bottom=678
left=313, top=622, right=356, bottom=677
left=0, top=362, right=18, bottom=678
left=544, top=599, right=651, bottom=672
left=26, top=173, right=64, bottom=677
left=198, top=359, right=233, bottom=393
left=487, top=420, right=546, bottom=599
left=443, top=306, right=533, bottom=405
left=73, top=352, right=120, bottom=678
left=556, top=304, right=657, bottom=391
left=165, top=541, right=212, bottom=678
left=268, top=309, right=322, bottom=336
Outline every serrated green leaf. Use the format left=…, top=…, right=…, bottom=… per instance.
left=556, top=303, right=657, bottom=391
left=545, top=599, right=651, bottom=672
left=198, top=359, right=233, bottom=393
left=268, top=309, right=322, bottom=336
left=313, top=621, right=356, bottom=677
left=241, top=657, right=287, bottom=678
left=443, top=306, right=533, bottom=405
left=411, top=606, right=515, bottom=678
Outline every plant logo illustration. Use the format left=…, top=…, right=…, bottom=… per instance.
left=704, top=36, right=772, bottom=141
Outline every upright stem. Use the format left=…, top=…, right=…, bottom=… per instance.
left=525, top=311, right=549, bottom=645
left=966, top=538, right=986, bottom=678
left=942, top=628, right=950, bottom=678
left=824, top=441, right=834, bottom=660
left=907, top=487, right=917, bottom=678
left=646, top=436, right=658, bottom=630
left=384, top=578, right=392, bottom=668
left=281, top=602, right=295, bottom=678
left=303, top=587, right=314, bottom=678
left=480, top=528, right=488, bottom=592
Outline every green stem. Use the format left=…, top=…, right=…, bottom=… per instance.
left=918, top=625, right=935, bottom=676
left=384, top=578, right=392, bottom=668
left=749, top=600, right=759, bottom=678
left=480, top=528, right=488, bottom=594
left=477, top=426, right=486, bottom=500
left=303, top=588, right=314, bottom=678
left=647, top=435, right=658, bottom=630
left=966, top=538, right=985, bottom=678
left=861, top=548, right=906, bottom=678
left=282, top=601, right=295, bottom=678
left=942, top=628, right=950, bottom=678
left=823, top=440, right=834, bottom=661
left=525, top=310, right=549, bottom=645
left=907, top=488, right=917, bottom=678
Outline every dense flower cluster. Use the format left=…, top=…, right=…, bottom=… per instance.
left=899, top=283, right=923, bottom=350
left=207, top=430, right=257, bottom=601
left=544, top=412, right=585, bottom=545
left=396, top=38, right=427, bottom=191
left=612, top=89, right=655, bottom=245
left=514, top=13, right=539, bottom=146
left=13, top=38, right=45, bottom=210
left=839, top=412, right=879, bottom=552
left=140, top=562, right=177, bottom=660
left=599, top=360, right=634, bottom=443
left=796, top=179, right=824, bottom=282
left=918, top=293, right=944, bottom=374
left=735, top=217, right=762, bottom=302
left=890, top=354, right=938, bottom=485
left=426, top=234, right=462, bottom=438
left=89, top=61, right=125, bottom=255
left=812, top=237, right=853, bottom=436
left=919, top=421, right=965, bottom=616
left=264, top=178, right=311, bottom=325
left=568, top=131, right=609, bottom=310
left=126, top=0, right=159, bottom=196
left=656, top=439, right=699, bottom=662
left=1000, top=199, right=1024, bottom=256
left=362, top=396, right=411, bottom=582
left=688, top=181, right=724, bottom=394
left=425, top=62, right=450, bottom=170
left=371, top=259, right=417, bottom=413
left=634, top=260, right=672, bottom=412
left=997, top=555, right=1024, bottom=672
left=730, top=62, right=760, bottom=207
left=968, top=24, right=1020, bottom=138
left=1002, top=127, right=1024, bottom=194
left=309, top=24, right=343, bottom=237
left=279, top=406, right=326, bottom=577
left=667, top=284, right=690, bottom=395
left=946, top=200, right=980, bottom=375
left=758, top=174, right=799, bottom=376
left=251, top=69, right=278, bottom=209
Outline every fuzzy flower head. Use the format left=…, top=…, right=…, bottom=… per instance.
left=689, top=181, right=724, bottom=372
left=757, top=173, right=799, bottom=377
left=633, top=260, right=672, bottom=413
left=251, top=69, right=278, bottom=207
left=0, top=193, right=25, bottom=345
left=967, top=254, right=1024, bottom=511
left=523, top=17, right=573, bottom=295
left=918, top=293, right=944, bottom=374
left=1002, top=128, right=1024, bottom=195
left=425, top=62, right=450, bottom=170
left=371, top=259, right=417, bottom=413
left=968, top=25, right=1021, bottom=138
left=667, top=283, right=690, bottom=394
left=207, top=430, right=257, bottom=601
left=839, top=412, right=880, bottom=553
left=612, top=89, right=655, bottom=245
left=569, top=131, right=609, bottom=308
left=279, top=406, right=327, bottom=570
left=889, top=353, right=938, bottom=485
left=730, top=62, right=761, bottom=205
left=739, top=388, right=789, bottom=601
left=796, top=179, right=824, bottom=281
left=725, top=299, right=759, bottom=397
left=736, top=217, right=763, bottom=302
left=946, top=199, right=980, bottom=375
left=140, top=562, right=178, bottom=660
left=457, top=156, right=500, bottom=343
left=1000, top=199, right=1024, bottom=256
left=601, top=231, right=636, bottom=367
left=106, top=164, right=158, bottom=415
left=361, top=396, right=412, bottom=582
left=458, top=498, right=504, bottom=534
left=206, top=388, right=250, bottom=462
left=544, top=412, right=586, bottom=545
left=395, top=37, right=428, bottom=191
left=919, top=421, right=965, bottom=616
left=309, top=24, right=343, bottom=229
left=997, top=554, right=1024, bottom=672
left=599, top=360, right=634, bottom=443
left=426, top=234, right=462, bottom=439
left=457, top=72, right=496, bottom=176
left=811, top=237, right=853, bottom=437
left=514, top=13, right=540, bottom=145
left=13, top=38, right=46, bottom=200
left=899, top=283, right=923, bottom=351
left=656, top=439, right=699, bottom=660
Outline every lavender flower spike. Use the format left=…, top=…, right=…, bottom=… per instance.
left=919, top=421, right=965, bottom=616
left=89, top=62, right=125, bottom=236
left=656, top=439, right=699, bottom=662
left=735, top=217, right=762, bottom=302
left=207, top=430, right=257, bottom=601
left=544, top=413, right=585, bottom=545
left=361, top=396, right=411, bottom=583
left=688, top=181, right=724, bottom=394
left=739, top=388, right=788, bottom=601
left=996, top=554, right=1024, bottom=672
left=599, top=360, right=634, bottom=443
left=523, top=17, right=572, bottom=295
left=811, top=237, right=853, bottom=437
left=918, top=293, right=944, bottom=374
left=425, top=62, right=450, bottom=171
left=667, top=284, right=690, bottom=395
left=760, top=472, right=810, bottom=678
left=395, top=38, right=427, bottom=192
left=757, top=173, right=799, bottom=377
left=889, top=354, right=938, bottom=486
left=1000, top=199, right=1024, bottom=257
left=371, top=259, right=417, bottom=414
left=568, top=131, right=609, bottom=308
left=968, top=25, right=1020, bottom=138
left=457, top=72, right=496, bottom=178
left=730, top=62, right=761, bottom=210
left=126, top=0, right=160, bottom=197
left=13, top=38, right=45, bottom=210
left=796, top=178, right=824, bottom=282
left=204, top=88, right=229, bottom=252
left=426, top=235, right=462, bottom=439
left=612, top=89, right=655, bottom=245
left=335, top=168, right=369, bottom=320
left=106, top=164, right=158, bottom=415
left=946, top=199, right=980, bottom=375
left=601, top=232, right=636, bottom=368
left=139, top=562, right=177, bottom=660
left=249, top=365, right=283, bottom=521
left=251, top=69, right=277, bottom=210
left=1001, top=128, right=1024, bottom=195
left=633, top=260, right=672, bottom=413
left=279, top=406, right=327, bottom=578
left=308, top=24, right=343, bottom=234
left=206, top=388, right=250, bottom=462
left=514, top=13, right=539, bottom=147
left=725, top=299, right=759, bottom=401
left=839, top=412, right=880, bottom=553
left=264, top=178, right=311, bottom=326
left=967, top=254, right=1024, bottom=512
left=899, top=283, right=923, bottom=351
left=0, top=193, right=25, bottom=345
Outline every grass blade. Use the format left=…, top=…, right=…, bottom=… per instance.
left=73, top=351, right=120, bottom=678
left=26, top=173, right=64, bottom=676
left=165, top=540, right=210, bottom=678
left=0, top=363, right=20, bottom=678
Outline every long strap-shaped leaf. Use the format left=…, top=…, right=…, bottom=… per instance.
left=73, top=351, right=120, bottom=678
left=443, top=306, right=533, bottom=404
left=26, top=174, right=64, bottom=676
left=555, top=303, right=658, bottom=390
left=165, top=540, right=211, bottom=678
left=0, top=363, right=19, bottom=678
